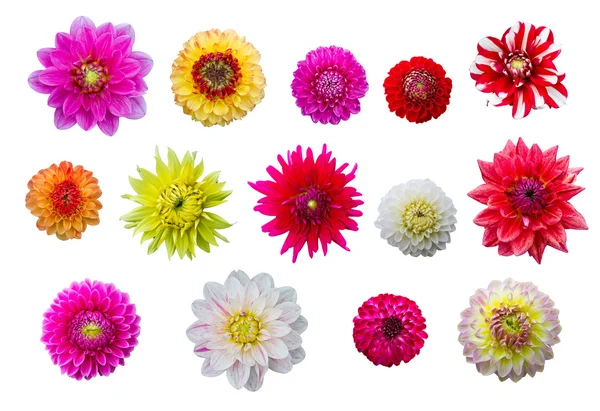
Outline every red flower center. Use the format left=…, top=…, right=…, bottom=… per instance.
left=294, top=187, right=329, bottom=223
left=508, top=178, right=548, bottom=215
left=68, top=311, right=115, bottom=352
left=381, top=316, right=403, bottom=339
left=313, top=69, right=346, bottom=103
left=51, top=181, right=82, bottom=216
left=192, top=50, right=242, bottom=100
left=71, top=60, right=109, bottom=94
left=490, top=306, right=532, bottom=349
left=506, top=51, right=532, bottom=80
left=403, top=69, right=437, bottom=103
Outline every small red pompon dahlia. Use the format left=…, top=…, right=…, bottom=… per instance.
left=353, top=294, right=427, bottom=367
left=468, top=138, right=588, bottom=263
left=383, top=56, right=452, bottom=123
left=470, top=22, right=567, bottom=119
left=42, top=279, right=140, bottom=380
left=249, top=145, right=363, bottom=263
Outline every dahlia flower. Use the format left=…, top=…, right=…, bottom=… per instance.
left=383, top=56, right=452, bottom=123
left=291, top=46, right=368, bottom=124
left=25, top=161, right=102, bottom=240
left=42, top=279, right=140, bottom=380
left=353, top=294, right=427, bottom=367
left=187, top=270, right=307, bottom=391
left=470, top=22, right=567, bottom=119
left=249, top=145, right=363, bottom=262
left=375, top=179, right=457, bottom=257
left=121, top=148, right=232, bottom=259
left=469, top=138, right=587, bottom=263
left=458, top=279, right=561, bottom=382
left=28, top=16, right=153, bottom=136
left=171, top=29, right=266, bottom=127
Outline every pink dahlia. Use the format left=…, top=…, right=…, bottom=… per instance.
left=28, top=16, right=153, bottom=136
left=41, top=279, right=140, bottom=380
left=353, top=294, right=427, bottom=367
left=470, top=22, right=567, bottom=119
left=291, top=46, right=368, bottom=124
left=469, top=138, right=588, bottom=263
left=249, top=145, right=363, bottom=262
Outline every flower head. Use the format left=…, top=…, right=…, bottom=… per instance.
left=187, top=270, right=307, bottom=391
left=25, top=161, right=102, bottom=240
left=384, top=56, right=452, bottom=123
left=28, top=16, right=153, bottom=136
left=375, top=179, right=456, bottom=257
left=470, top=22, right=567, bottom=119
left=458, top=279, right=561, bottom=382
left=121, top=148, right=232, bottom=259
left=171, top=29, right=266, bottom=127
left=42, top=279, right=140, bottom=380
left=249, top=145, right=363, bottom=262
left=291, top=46, right=368, bottom=124
left=353, top=294, right=427, bottom=366
left=468, top=138, right=587, bottom=263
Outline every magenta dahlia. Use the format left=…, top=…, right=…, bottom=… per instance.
left=353, top=294, right=428, bottom=367
left=41, top=279, right=140, bottom=380
left=28, top=16, right=153, bottom=136
left=291, top=46, right=368, bottom=124
left=249, top=145, right=363, bottom=262
left=470, top=22, right=567, bottom=119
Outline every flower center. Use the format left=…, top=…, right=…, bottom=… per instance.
left=72, top=61, right=109, bottom=94
left=50, top=180, right=82, bottom=216
left=156, top=182, right=205, bottom=229
left=403, top=69, right=437, bottom=102
left=192, top=50, right=242, bottom=100
left=508, top=178, right=548, bottom=215
left=381, top=316, right=403, bottom=339
left=228, top=312, right=260, bottom=344
left=490, top=305, right=532, bottom=350
left=506, top=51, right=532, bottom=80
left=402, top=199, right=439, bottom=234
left=314, top=69, right=346, bottom=103
left=68, top=311, right=115, bottom=351
left=293, top=187, right=330, bottom=223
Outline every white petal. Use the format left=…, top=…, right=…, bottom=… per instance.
left=193, top=343, right=211, bottom=358
left=250, top=296, right=266, bottom=316
left=244, top=365, right=268, bottom=392
left=290, top=347, right=306, bottom=365
left=186, top=320, right=211, bottom=343
left=263, top=320, right=291, bottom=338
left=252, top=273, right=275, bottom=294
left=281, top=330, right=302, bottom=350
left=262, top=289, right=280, bottom=309
left=228, top=270, right=250, bottom=286
left=546, top=85, right=567, bottom=107
left=201, top=358, right=225, bottom=377
left=250, top=342, right=269, bottom=367
left=276, top=286, right=297, bottom=304
left=269, top=356, right=293, bottom=374
left=277, top=302, right=301, bottom=324
left=191, top=299, right=210, bottom=318
left=290, top=315, right=308, bottom=334
left=224, top=275, right=244, bottom=302
left=520, top=22, right=532, bottom=52
left=262, top=338, right=289, bottom=360
left=530, top=85, right=546, bottom=109
left=203, top=282, right=230, bottom=317
left=226, top=361, right=251, bottom=389
left=244, top=280, right=260, bottom=307
left=261, top=307, right=282, bottom=323
left=534, top=43, right=561, bottom=61
left=210, top=349, right=236, bottom=371
left=513, top=90, right=525, bottom=119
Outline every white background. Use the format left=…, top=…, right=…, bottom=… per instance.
left=0, top=0, right=597, bottom=409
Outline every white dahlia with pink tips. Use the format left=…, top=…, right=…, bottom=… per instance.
left=470, top=22, right=567, bottom=119
left=187, top=270, right=307, bottom=391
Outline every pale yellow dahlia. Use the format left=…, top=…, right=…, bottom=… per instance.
left=171, top=29, right=266, bottom=127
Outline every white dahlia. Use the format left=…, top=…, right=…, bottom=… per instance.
left=187, top=270, right=307, bottom=391
left=375, top=179, right=457, bottom=257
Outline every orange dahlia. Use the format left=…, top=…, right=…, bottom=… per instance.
left=25, top=161, right=102, bottom=240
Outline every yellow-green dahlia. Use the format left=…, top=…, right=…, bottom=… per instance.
left=458, top=278, right=561, bottom=382
left=121, top=148, right=232, bottom=259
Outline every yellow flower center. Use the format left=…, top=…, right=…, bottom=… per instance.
left=402, top=199, right=440, bottom=234
left=85, top=68, right=100, bottom=85
left=307, top=199, right=318, bottom=210
left=510, top=58, right=524, bottom=70
left=229, top=313, right=261, bottom=344
left=156, top=182, right=205, bottom=229
left=501, top=314, right=521, bottom=334
left=81, top=323, right=102, bottom=338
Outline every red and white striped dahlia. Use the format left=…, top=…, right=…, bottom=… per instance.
left=470, top=22, right=567, bottom=119
left=468, top=138, right=587, bottom=263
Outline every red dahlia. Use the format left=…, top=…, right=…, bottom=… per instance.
left=383, top=56, right=452, bottom=123
left=470, top=22, right=567, bottom=119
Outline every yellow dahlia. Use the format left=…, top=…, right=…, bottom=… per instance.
left=25, top=161, right=102, bottom=240
left=121, top=148, right=232, bottom=259
left=170, top=29, right=266, bottom=127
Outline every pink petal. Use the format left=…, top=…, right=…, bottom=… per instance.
left=109, top=79, right=136, bottom=95
left=126, top=96, right=147, bottom=119
left=95, top=32, right=114, bottom=61
left=54, top=108, right=76, bottom=130
left=119, top=58, right=141, bottom=78
left=55, top=32, right=73, bottom=51
left=28, top=71, right=54, bottom=94
left=48, top=86, right=71, bottom=108
left=108, top=94, right=132, bottom=117
left=70, top=16, right=96, bottom=39
left=130, top=51, right=153, bottom=77
left=75, top=109, right=97, bottom=130
left=90, top=96, right=107, bottom=121
left=97, top=113, right=119, bottom=136
left=114, top=35, right=133, bottom=55
left=39, top=67, right=71, bottom=86
left=115, top=23, right=135, bottom=41
left=63, top=92, right=82, bottom=116
left=37, top=48, right=55, bottom=67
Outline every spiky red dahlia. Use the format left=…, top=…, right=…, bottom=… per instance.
left=383, top=56, right=452, bottom=123
left=468, top=138, right=587, bottom=263
left=470, top=22, right=567, bottom=119
left=249, top=145, right=363, bottom=263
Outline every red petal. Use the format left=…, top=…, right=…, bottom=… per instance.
left=468, top=184, right=502, bottom=204
left=497, top=217, right=522, bottom=242
left=473, top=209, right=502, bottom=226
